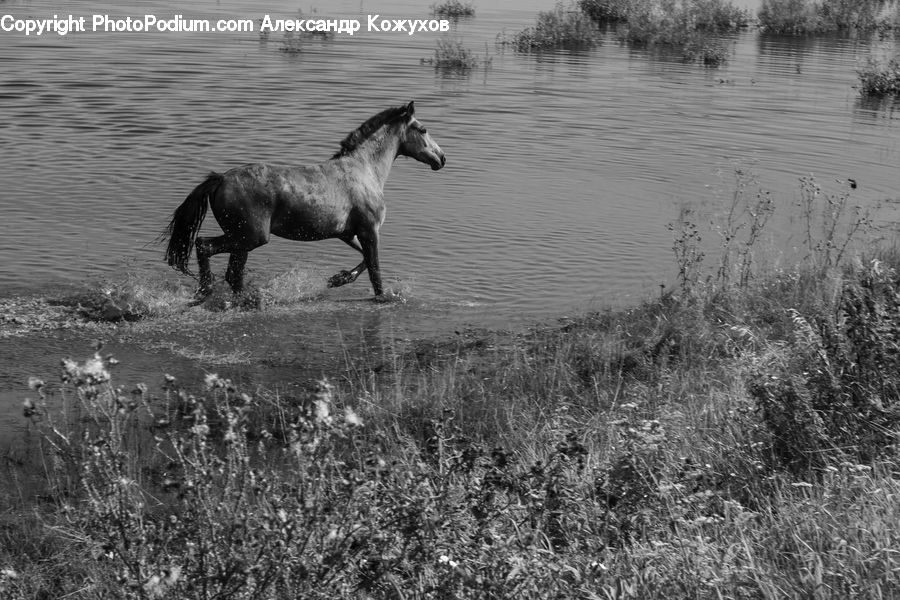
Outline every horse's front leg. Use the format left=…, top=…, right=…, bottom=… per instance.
left=327, top=262, right=366, bottom=288
left=327, top=236, right=367, bottom=288
left=359, top=230, right=383, bottom=297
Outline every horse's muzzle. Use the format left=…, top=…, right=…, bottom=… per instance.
left=432, top=154, right=446, bottom=170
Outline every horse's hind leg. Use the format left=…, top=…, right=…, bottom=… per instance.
left=195, top=234, right=266, bottom=298
left=225, top=251, right=249, bottom=293
left=195, top=237, right=215, bottom=297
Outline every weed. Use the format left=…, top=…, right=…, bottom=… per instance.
left=670, top=205, right=707, bottom=294
left=759, top=0, right=900, bottom=33
left=796, top=175, right=873, bottom=268
left=578, top=0, right=630, bottom=23
left=593, top=0, right=747, bottom=65
left=750, top=259, right=900, bottom=473
left=681, top=32, right=731, bottom=65
left=431, top=0, right=476, bottom=18
left=858, top=53, right=900, bottom=95
left=499, top=2, right=599, bottom=51
left=429, top=38, right=483, bottom=71
left=711, top=168, right=775, bottom=290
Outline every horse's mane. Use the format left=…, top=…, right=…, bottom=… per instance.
left=332, top=105, right=410, bottom=159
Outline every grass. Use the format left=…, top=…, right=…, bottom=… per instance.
left=758, top=0, right=900, bottom=34
left=431, top=0, right=476, bottom=18
left=498, top=2, right=599, bottom=51
left=858, top=52, right=900, bottom=95
left=4, top=173, right=900, bottom=598
left=426, top=38, right=485, bottom=71
left=579, top=0, right=630, bottom=24
left=575, top=0, right=749, bottom=65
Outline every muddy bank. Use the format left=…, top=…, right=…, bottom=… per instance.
left=0, top=275, right=514, bottom=445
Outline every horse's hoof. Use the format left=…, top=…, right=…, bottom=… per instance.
left=327, top=270, right=353, bottom=288
left=188, top=287, right=212, bottom=306
left=372, top=289, right=406, bottom=304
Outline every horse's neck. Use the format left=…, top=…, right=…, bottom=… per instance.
left=353, top=128, right=402, bottom=188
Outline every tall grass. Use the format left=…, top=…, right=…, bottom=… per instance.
left=578, top=0, right=630, bottom=23
left=5, top=173, right=900, bottom=598
left=431, top=0, right=476, bottom=18
left=578, top=0, right=750, bottom=65
left=858, top=53, right=900, bottom=95
left=429, top=37, right=484, bottom=70
left=758, top=0, right=900, bottom=33
left=499, top=2, right=599, bottom=50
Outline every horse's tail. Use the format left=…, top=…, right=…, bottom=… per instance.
left=163, top=172, right=223, bottom=274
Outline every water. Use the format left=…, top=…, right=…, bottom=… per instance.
left=0, top=0, right=898, bottom=439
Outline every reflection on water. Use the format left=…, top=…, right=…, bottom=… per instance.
left=854, top=92, right=900, bottom=124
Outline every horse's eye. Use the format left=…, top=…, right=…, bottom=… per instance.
left=419, top=127, right=427, bottom=134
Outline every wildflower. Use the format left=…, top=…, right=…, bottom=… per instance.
left=438, top=555, right=459, bottom=568
left=1, top=567, right=18, bottom=579
left=144, top=566, right=180, bottom=599
left=344, top=406, right=363, bottom=427
left=60, top=358, right=79, bottom=381
left=23, top=397, right=37, bottom=418
left=204, top=373, right=222, bottom=390
left=312, top=399, right=329, bottom=422
left=144, top=574, right=163, bottom=598
left=83, top=353, right=111, bottom=383
left=27, top=376, right=44, bottom=390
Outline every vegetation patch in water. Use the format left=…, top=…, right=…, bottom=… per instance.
left=578, top=0, right=630, bottom=23
left=499, top=2, right=599, bottom=50
left=431, top=0, right=476, bottom=18
left=858, top=53, right=900, bottom=95
left=758, top=0, right=900, bottom=33
left=582, top=0, right=750, bottom=31
left=576, top=0, right=749, bottom=65
left=424, top=37, right=486, bottom=71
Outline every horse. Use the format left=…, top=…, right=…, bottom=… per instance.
left=161, top=101, right=445, bottom=300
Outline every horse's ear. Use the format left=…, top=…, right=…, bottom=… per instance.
left=405, top=100, right=415, bottom=116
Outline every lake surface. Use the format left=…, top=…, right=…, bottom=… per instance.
left=0, top=0, right=898, bottom=439
left=2, top=0, right=897, bottom=314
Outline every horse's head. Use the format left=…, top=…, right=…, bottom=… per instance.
left=398, top=101, right=446, bottom=171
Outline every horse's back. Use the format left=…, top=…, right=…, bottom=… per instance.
left=214, top=162, right=354, bottom=242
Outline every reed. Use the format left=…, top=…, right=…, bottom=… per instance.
left=758, top=0, right=899, bottom=33
left=578, top=0, right=749, bottom=65
left=432, top=37, right=482, bottom=70
left=499, top=2, right=599, bottom=50
left=431, top=0, right=476, bottom=18
left=857, top=53, right=900, bottom=95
